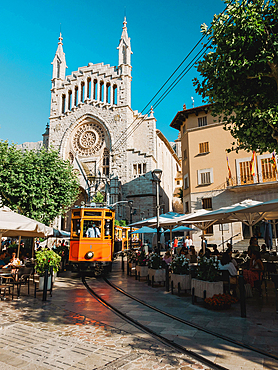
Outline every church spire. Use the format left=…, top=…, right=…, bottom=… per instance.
left=117, top=17, right=132, bottom=66
left=51, top=32, right=67, bottom=81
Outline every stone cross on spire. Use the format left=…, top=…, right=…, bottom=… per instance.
left=51, top=32, right=67, bottom=81
left=117, top=17, right=132, bottom=66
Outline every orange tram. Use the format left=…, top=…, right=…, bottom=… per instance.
left=69, top=206, right=139, bottom=272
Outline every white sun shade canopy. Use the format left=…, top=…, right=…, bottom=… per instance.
left=0, top=206, right=53, bottom=237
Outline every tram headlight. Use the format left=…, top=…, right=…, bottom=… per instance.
left=85, top=251, right=94, bottom=260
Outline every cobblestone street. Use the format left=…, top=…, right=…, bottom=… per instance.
left=0, top=277, right=209, bottom=370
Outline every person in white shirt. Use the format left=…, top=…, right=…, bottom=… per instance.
left=184, top=236, right=193, bottom=248
left=86, top=223, right=101, bottom=238
left=218, top=252, right=237, bottom=276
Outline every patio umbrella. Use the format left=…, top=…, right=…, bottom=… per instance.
left=181, top=200, right=264, bottom=251
left=0, top=206, right=53, bottom=257
left=130, top=226, right=156, bottom=234
left=128, top=212, right=185, bottom=228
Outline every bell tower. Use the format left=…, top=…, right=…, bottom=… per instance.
left=51, top=33, right=67, bottom=89
left=117, top=17, right=132, bottom=107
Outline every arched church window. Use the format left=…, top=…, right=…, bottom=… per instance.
left=122, top=45, right=127, bottom=64
left=106, top=83, right=110, bottom=104
left=68, top=90, right=72, bottom=110
left=102, top=148, right=110, bottom=176
left=100, top=81, right=104, bottom=102
left=113, top=85, right=117, bottom=105
left=87, top=78, right=91, bottom=99
left=74, top=86, right=78, bottom=106
left=93, top=79, right=98, bottom=100
left=57, top=60, right=60, bottom=79
left=62, top=94, right=66, bottom=113
left=81, top=82, right=85, bottom=102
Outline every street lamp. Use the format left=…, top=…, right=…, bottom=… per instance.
left=152, top=168, right=163, bottom=255
left=128, top=200, right=133, bottom=249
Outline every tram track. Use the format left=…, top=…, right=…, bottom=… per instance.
left=103, top=276, right=278, bottom=363
left=83, top=276, right=229, bottom=370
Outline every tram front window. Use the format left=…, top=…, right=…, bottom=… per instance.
left=83, top=220, right=101, bottom=238
left=72, top=219, right=81, bottom=238
left=105, top=219, right=113, bottom=238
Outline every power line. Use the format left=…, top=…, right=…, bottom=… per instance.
left=111, top=0, right=247, bottom=154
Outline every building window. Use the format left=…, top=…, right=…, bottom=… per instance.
left=184, top=174, right=189, bottom=189
left=185, top=201, right=189, bottom=213
left=261, top=157, right=276, bottom=182
left=198, top=168, right=213, bottom=185
left=68, top=90, right=72, bottom=110
left=204, top=225, right=213, bottom=235
left=81, top=82, right=85, bottom=102
left=177, top=180, right=180, bottom=185
left=219, top=224, right=229, bottom=231
left=133, top=164, right=137, bottom=175
left=198, top=116, right=207, bottom=127
left=106, top=83, right=110, bottom=104
left=239, top=161, right=253, bottom=184
left=113, top=85, right=117, bottom=105
left=99, top=81, right=104, bottom=102
left=138, top=164, right=142, bottom=174
left=61, top=94, right=66, bottom=113
left=199, top=142, right=209, bottom=154
left=74, top=86, right=78, bottom=106
left=143, top=163, right=146, bottom=173
left=202, top=197, right=212, bottom=210
left=183, top=149, right=187, bottom=160
left=87, top=78, right=91, bottom=99
left=93, top=79, right=98, bottom=100
left=102, top=149, right=109, bottom=176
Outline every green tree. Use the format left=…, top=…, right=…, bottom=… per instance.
left=0, top=141, right=80, bottom=225
left=193, top=0, right=278, bottom=153
left=92, top=191, right=104, bottom=203
left=177, top=188, right=183, bottom=204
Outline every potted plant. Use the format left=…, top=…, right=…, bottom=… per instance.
left=127, top=250, right=137, bottom=275
left=191, top=256, right=223, bottom=299
left=35, top=248, right=61, bottom=290
left=135, top=250, right=148, bottom=279
left=147, top=253, right=166, bottom=285
left=170, top=255, right=191, bottom=293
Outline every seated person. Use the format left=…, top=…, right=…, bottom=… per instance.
left=86, top=223, right=101, bottom=238
left=219, top=252, right=238, bottom=277
left=163, top=251, right=172, bottom=265
left=260, top=244, right=270, bottom=259
left=243, top=251, right=264, bottom=288
left=179, top=246, right=188, bottom=256
left=0, top=252, right=6, bottom=266
left=188, top=245, right=197, bottom=263
left=3, top=252, right=21, bottom=268
left=211, top=245, right=220, bottom=256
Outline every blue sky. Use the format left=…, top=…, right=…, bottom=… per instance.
left=0, top=0, right=224, bottom=145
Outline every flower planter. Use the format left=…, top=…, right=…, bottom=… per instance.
left=171, top=274, right=191, bottom=292
left=191, top=278, right=223, bottom=299
left=135, top=265, right=148, bottom=280
left=39, top=276, right=52, bottom=290
left=148, top=268, right=166, bottom=286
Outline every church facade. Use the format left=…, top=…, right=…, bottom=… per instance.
left=44, top=18, right=182, bottom=226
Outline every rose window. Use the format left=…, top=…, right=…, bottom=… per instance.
left=72, top=122, right=105, bottom=156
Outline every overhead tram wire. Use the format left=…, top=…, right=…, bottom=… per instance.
left=111, top=0, right=247, bottom=154
left=109, top=0, right=237, bottom=155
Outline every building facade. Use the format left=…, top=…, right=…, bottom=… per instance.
left=170, top=104, right=278, bottom=246
left=43, top=19, right=181, bottom=228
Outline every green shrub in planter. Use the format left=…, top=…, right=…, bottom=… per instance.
left=35, top=248, right=61, bottom=276
left=170, top=255, right=189, bottom=275
left=148, top=253, right=163, bottom=269
left=197, top=256, right=220, bottom=282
